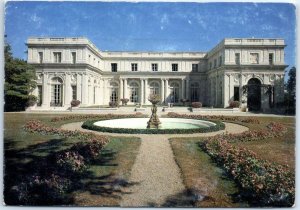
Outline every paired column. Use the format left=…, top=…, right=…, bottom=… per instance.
left=76, top=74, right=82, bottom=102
left=185, top=79, right=190, bottom=101
left=141, top=79, right=144, bottom=104
left=65, top=73, right=72, bottom=106
left=81, top=74, right=88, bottom=106
left=165, top=79, right=169, bottom=103
left=119, top=78, right=124, bottom=99
left=42, top=73, right=49, bottom=108
left=181, top=79, right=185, bottom=99
left=161, top=79, right=165, bottom=104
left=124, top=78, right=127, bottom=99
left=144, top=79, right=148, bottom=104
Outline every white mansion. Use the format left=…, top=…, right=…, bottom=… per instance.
left=27, top=37, right=287, bottom=111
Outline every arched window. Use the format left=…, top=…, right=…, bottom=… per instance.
left=129, top=81, right=139, bottom=103
left=110, top=81, right=119, bottom=103
left=191, top=82, right=200, bottom=102
left=51, top=77, right=63, bottom=107
left=149, top=81, right=160, bottom=95
left=170, top=82, right=179, bottom=103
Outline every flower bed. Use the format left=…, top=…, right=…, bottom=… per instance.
left=11, top=122, right=111, bottom=205
left=24, top=120, right=109, bottom=144
left=50, top=113, right=147, bottom=122
left=166, top=112, right=260, bottom=124
left=199, top=138, right=295, bottom=207
left=82, top=118, right=225, bottom=134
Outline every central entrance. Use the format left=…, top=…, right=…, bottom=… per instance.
left=247, top=78, right=261, bottom=111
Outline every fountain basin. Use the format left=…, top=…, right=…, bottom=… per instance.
left=82, top=117, right=225, bottom=134
left=94, top=118, right=215, bottom=129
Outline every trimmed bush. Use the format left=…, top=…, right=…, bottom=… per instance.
left=191, top=102, right=202, bottom=108
left=109, top=101, right=118, bottom=107
left=120, top=98, right=129, bottom=105
left=229, top=100, right=240, bottom=108
left=70, top=99, right=80, bottom=107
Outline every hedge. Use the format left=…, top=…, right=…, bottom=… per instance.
left=82, top=118, right=225, bottom=134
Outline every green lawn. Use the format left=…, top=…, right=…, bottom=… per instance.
left=170, top=116, right=295, bottom=207
left=4, top=113, right=141, bottom=206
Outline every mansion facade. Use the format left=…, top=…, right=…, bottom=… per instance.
left=27, top=37, right=287, bottom=111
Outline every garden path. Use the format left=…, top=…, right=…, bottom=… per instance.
left=61, top=122, right=248, bottom=206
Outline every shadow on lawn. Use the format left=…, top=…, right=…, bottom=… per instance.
left=4, top=138, right=138, bottom=206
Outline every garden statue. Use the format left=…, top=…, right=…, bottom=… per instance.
left=147, top=94, right=161, bottom=128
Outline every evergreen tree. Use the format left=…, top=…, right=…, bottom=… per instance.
left=285, top=66, right=296, bottom=114
left=4, top=43, right=37, bottom=111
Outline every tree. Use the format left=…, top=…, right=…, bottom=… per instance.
left=284, top=66, right=296, bottom=114
left=4, top=43, right=37, bottom=111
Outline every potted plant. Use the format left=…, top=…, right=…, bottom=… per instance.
left=70, top=99, right=80, bottom=111
left=180, top=98, right=189, bottom=106
left=120, top=98, right=129, bottom=106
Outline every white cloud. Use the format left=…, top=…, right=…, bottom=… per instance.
left=160, top=26, right=164, bottom=30
left=30, top=13, right=42, bottom=28
left=188, top=20, right=192, bottom=25
left=160, top=14, right=169, bottom=25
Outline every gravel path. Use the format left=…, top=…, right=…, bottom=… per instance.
left=61, top=122, right=248, bottom=207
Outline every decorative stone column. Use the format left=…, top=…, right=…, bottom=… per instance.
left=186, top=79, right=190, bottom=101
left=161, top=79, right=165, bottom=104
left=223, top=74, right=230, bottom=108
left=42, top=73, right=49, bottom=108
left=65, top=73, right=72, bottom=107
left=181, top=79, right=185, bottom=99
left=165, top=79, right=169, bottom=103
left=76, top=74, right=82, bottom=102
left=144, top=79, right=148, bottom=104
left=81, top=73, right=88, bottom=106
left=120, top=78, right=123, bottom=100
left=124, top=78, right=128, bottom=99
left=141, top=79, right=144, bottom=105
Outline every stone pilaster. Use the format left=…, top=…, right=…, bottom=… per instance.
left=141, top=79, right=144, bottom=104
left=161, top=79, right=165, bottom=104
left=81, top=73, right=88, bottom=106
left=76, top=74, right=82, bottom=102
left=65, top=73, right=72, bottom=107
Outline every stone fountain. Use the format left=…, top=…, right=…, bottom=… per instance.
left=147, top=94, right=161, bottom=129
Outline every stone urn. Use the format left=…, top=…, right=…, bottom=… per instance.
left=147, top=94, right=161, bottom=129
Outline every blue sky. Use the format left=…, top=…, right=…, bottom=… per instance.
left=5, top=1, right=296, bottom=71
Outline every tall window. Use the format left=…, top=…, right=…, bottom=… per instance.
left=269, top=53, right=274, bottom=65
left=192, top=64, right=198, bottom=72
left=152, top=63, right=158, bottom=71
left=37, top=85, right=42, bottom=106
left=214, top=59, right=217, bottom=68
left=111, top=63, right=118, bottom=72
left=234, top=86, right=240, bottom=101
left=209, top=62, right=212, bottom=70
left=172, top=64, right=178, bottom=72
left=150, top=82, right=160, bottom=95
left=53, top=52, right=62, bottom=63
left=250, top=53, right=259, bottom=64
left=235, top=53, right=240, bottom=65
left=38, top=52, right=43, bottom=64
left=110, top=82, right=119, bottom=102
left=190, top=83, right=200, bottom=102
left=93, top=86, right=96, bottom=104
left=219, top=56, right=222, bottom=67
left=51, top=77, right=63, bottom=106
left=129, top=82, right=139, bottom=103
left=169, top=82, right=179, bottom=103
left=131, top=63, right=138, bottom=71
left=72, top=52, right=76, bottom=64
left=72, top=85, right=77, bottom=100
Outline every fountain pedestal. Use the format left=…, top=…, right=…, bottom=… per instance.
left=147, top=104, right=161, bottom=128
left=147, top=94, right=161, bottom=129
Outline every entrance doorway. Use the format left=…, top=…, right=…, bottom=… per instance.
left=247, top=78, right=261, bottom=111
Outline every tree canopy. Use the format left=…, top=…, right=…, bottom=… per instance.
left=4, top=43, right=37, bottom=111
left=284, top=66, right=296, bottom=114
